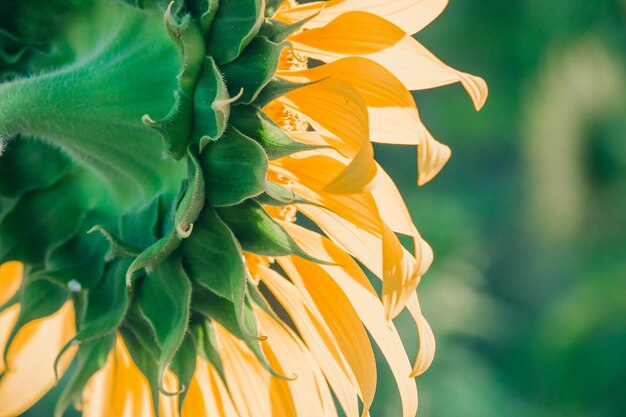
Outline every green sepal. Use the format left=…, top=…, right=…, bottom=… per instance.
left=220, top=36, right=284, bottom=104
left=174, top=150, right=205, bottom=238
left=142, top=88, right=193, bottom=160
left=254, top=76, right=320, bottom=109
left=170, top=334, right=197, bottom=411
left=125, top=230, right=180, bottom=288
left=0, top=138, right=70, bottom=199
left=246, top=278, right=291, bottom=335
left=256, top=180, right=310, bottom=206
left=119, top=194, right=163, bottom=249
left=191, top=284, right=288, bottom=379
left=1, top=278, right=67, bottom=375
left=259, top=11, right=321, bottom=43
left=182, top=206, right=251, bottom=341
left=0, top=176, right=88, bottom=265
left=39, top=228, right=108, bottom=290
left=54, top=334, right=116, bottom=417
left=230, top=105, right=316, bottom=159
left=200, top=127, right=268, bottom=207
left=206, top=0, right=264, bottom=65
left=120, top=313, right=162, bottom=415
left=182, top=207, right=245, bottom=302
left=88, top=225, right=142, bottom=259
left=193, top=57, right=230, bottom=148
left=163, top=4, right=206, bottom=96
left=264, top=0, right=285, bottom=17
left=73, top=259, right=131, bottom=342
left=216, top=199, right=322, bottom=262
left=195, top=0, right=219, bottom=34
left=137, top=256, right=192, bottom=395
left=189, top=318, right=224, bottom=380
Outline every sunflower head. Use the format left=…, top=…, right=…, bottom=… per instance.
left=0, top=1, right=486, bottom=416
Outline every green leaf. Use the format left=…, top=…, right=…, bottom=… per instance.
left=256, top=180, right=310, bottom=206
left=182, top=206, right=251, bottom=345
left=253, top=76, right=319, bottom=108
left=230, top=105, right=316, bottom=159
left=220, top=36, right=284, bottom=104
left=0, top=138, right=70, bottom=199
left=142, top=88, right=194, bottom=160
left=119, top=193, right=163, bottom=249
left=174, top=150, right=205, bottom=238
left=137, top=256, right=191, bottom=395
left=125, top=230, right=181, bottom=288
left=259, top=12, right=320, bottom=43
left=170, top=334, right=197, bottom=411
left=88, top=225, right=142, bottom=259
left=191, top=284, right=287, bottom=379
left=74, top=259, right=131, bottom=342
left=189, top=318, right=224, bottom=380
left=216, top=199, right=320, bottom=262
left=39, top=226, right=108, bottom=289
left=265, top=0, right=285, bottom=17
left=54, top=334, right=115, bottom=417
left=120, top=317, right=161, bottom=415
left=163, top=6, right=206, bottom=97
left=193, top=57, right=230, bottom=149
left=1, top=278, right=67, bottom=370
left=182, top=207, right=245, bottom=302
left=0, top=176, right=88, bottom=265
left=200, top=127, right=268, bottom=207
left=206, top=0, right=264, bottom=64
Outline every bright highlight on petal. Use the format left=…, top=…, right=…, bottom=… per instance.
left=0, top=0, right=486, bottom=416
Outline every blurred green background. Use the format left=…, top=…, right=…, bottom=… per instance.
left=21, top=0, right=626, bottom=416
left=374, top=0, right=626, bottom=416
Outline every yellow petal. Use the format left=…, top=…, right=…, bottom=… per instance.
left=371, top=164, right=418, bottom=236
left=273, top=151, right=381, bottom=233
left=278, top=57, right=452, bottom=185
left=277, top=78, right=376, bottom=193
left=82, top=336, right=179, bottom=417
left=182, top=358, right=239, bottom=417
left=275, top=0, right=448, bottom=35
left=282, top=223, right=419, bottom=417
left=407, top=295, right=436, bottom=377
left=289, top=12, right=488, bottom=110
left=216, top=324, right=289, bottom=417
left=0, top=262, right=22, bottom=306
left=259, top=266, right=360, bottom=417
left=0, top=303, right=76, bottom=417
left=292, top=208, right=436, bottom=376
left=257, top=309, right=336, bottom=417
left=279, top=257, right=377, bottom=417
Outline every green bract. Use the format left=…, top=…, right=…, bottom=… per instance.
left=0, top=0, right=314, bottom=414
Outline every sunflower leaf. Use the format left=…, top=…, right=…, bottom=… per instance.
left=230, top=105, right=316, bottom=159
left=170, top=334, right=197, bottom=412
left=54, top=334, right=115, bottom=417
left=216, top=199, right=324, bottom=263
left=200, top=127, right=268, bottom=207
left=191, top=284, right=288, bottom=379
left=173, top=150, right=205, bottom=239
left=193, top=57, right=229, bottom=148
left=206, top=0, right=264, bottom=65
left=74, top=259, right=131, bottom=342
left=137, top=256, right=191, bottom=396
left=189, top=318, right=224, bottom=380
left=220, top=36, right=284, bottom=104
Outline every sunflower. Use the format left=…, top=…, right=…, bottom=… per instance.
left=0, top=0, right=486, bottom=416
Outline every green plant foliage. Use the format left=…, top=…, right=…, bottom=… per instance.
left=0, top=0, right=316, bottom=413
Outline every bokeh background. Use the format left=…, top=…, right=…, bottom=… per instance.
left=21, top=0, right=626, bottom=416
